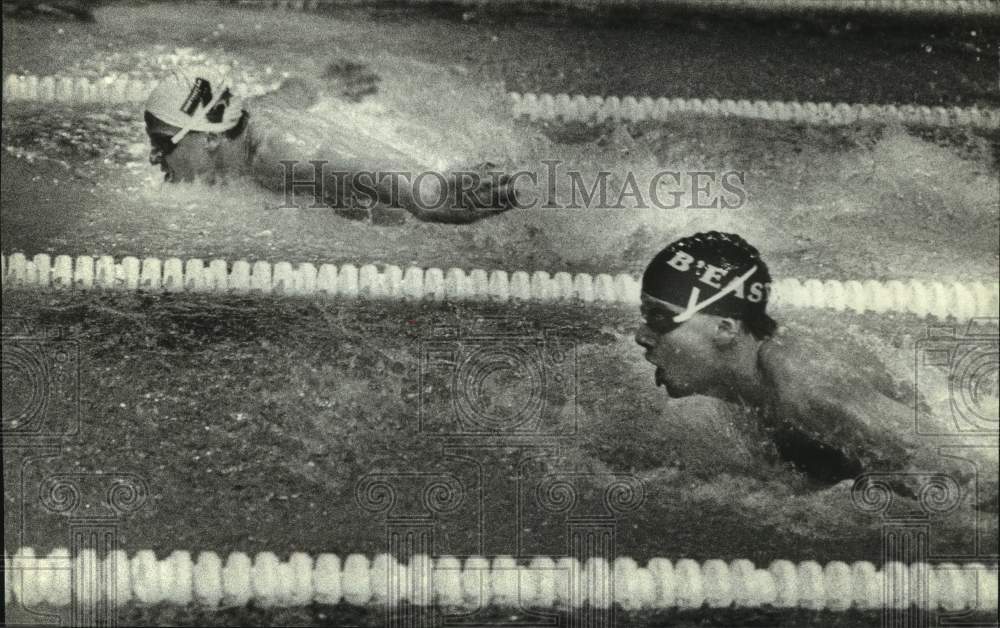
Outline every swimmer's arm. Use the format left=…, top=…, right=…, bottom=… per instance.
left=247, top=59, right=380, bottom=111
left=246, top=77, right=322, bottom=111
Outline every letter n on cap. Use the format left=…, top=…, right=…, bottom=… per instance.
left=180, top=78, right=213, bottom=115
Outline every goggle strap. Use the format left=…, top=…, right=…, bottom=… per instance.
left=640, top=292, right=685, bottom=316
left=170, top=127, right=192, bottom=144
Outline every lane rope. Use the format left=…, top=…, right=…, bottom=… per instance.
left=4, top=74, right=997, bottom=130
left=1, top=75, right=270, bottom=105
left=5, top=548, right=998, bottom=611
left=236, top=0, right=1000, bottom=18
left=2, top=253, right=998, bottom=321
left=508, top=92, right=1000, bottom=129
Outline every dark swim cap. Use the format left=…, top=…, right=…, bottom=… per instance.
left=641, top=231, right=772, bottom=323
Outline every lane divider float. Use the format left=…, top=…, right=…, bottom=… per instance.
left=508, top=93, right=1000, bottom=129
left=5, top=548, right=998, bottom=611
left=1, top=75, right=271, bottom=104
left=3, top=253, right=998, bottom=321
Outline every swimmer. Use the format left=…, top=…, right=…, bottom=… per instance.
left=635, top=231, right=993, bottom=506
left=142, top=68, right=517, bottom=224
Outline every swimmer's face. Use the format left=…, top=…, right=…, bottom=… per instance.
left=635, top=297, right=735, bottom=399
left=147, top=130, right=217, bottom=183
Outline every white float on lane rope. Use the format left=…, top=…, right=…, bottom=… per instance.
left=9, top=549, right=993, bottom=611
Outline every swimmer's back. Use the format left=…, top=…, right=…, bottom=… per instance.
left=242, top=78, right=429, bottom=194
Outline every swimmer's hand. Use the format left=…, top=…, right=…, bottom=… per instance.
left=404, top=164, right=519, bottom=224
left=321, top=60, right=381, bottom=102
left=248, top=76, right=322, bottom=113
left=270, top=77, right=321, bottom=109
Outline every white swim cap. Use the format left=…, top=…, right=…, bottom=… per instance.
left=144, top=69, right=245, bottom=143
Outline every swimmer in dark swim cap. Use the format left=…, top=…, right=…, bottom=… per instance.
left=635, top=232, right=994, bottom=506
left=143, top=67, right=517, bottom=224
left=636, top=231, right=776, bottom=400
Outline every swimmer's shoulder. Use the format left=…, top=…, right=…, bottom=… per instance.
left=756, top=329, right=914, bottom=434
left=755, top=333, right=811, bottom=388
left=758, top=328, right=894, bottom=391
left=754, top=336, right=812, bottom=418
left=239, top=78, right=325, bottom=160
left=756, top=332, right=870, bottom=409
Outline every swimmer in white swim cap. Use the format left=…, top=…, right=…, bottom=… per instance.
left=144, top=69, right=248, bottom=185
left=143, top=66, right=518, bottom=224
